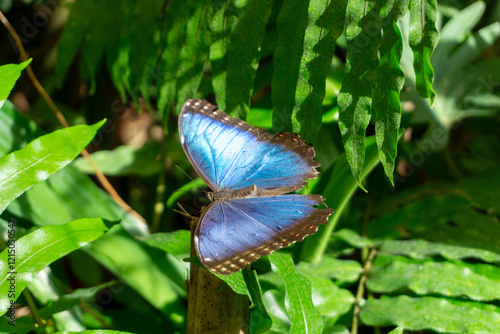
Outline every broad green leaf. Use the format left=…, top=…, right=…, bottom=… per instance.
left=416, top=208, right=500, bottom=255
left=409, top=0, right=438, bottom=104
left=85, top=225, right=187, bottom=330
left=0, top=60, right=31, bottom=109
left=372, top=0, right=409, bottom=185
left=139, top=230, right=191, bottom=257
left=331, top=229, right=373, bottom=248
left=225, top=0, right=273, bottom=118
left=174, top=0, right=212, bottom=113
left=212, top=269, right=249, bottom=298
left=292, top=0, right=348, bottom=144
left=0, top=218, right=109, bottom=316
left=0, top=120, right=105, bottom=214
left=368, top=194, right=469, bottom=239
left=72, top=143, right=162, bottom=176
left=272, top=0, right=310, bottom=132
left=379, top=239, right=500, bottom=264
left=297, top=256, right=363, bottom=283
left=263, top=289, right=290, bottom=333
left=306, top=276, right=354, bottom=321
left=300, top=135, right=382, bottom=263
left=269, top=252, right=323, bottom=334
left=338, top=0, right=382, bottom=190
left=454, top=171, right=500, bottom=213
left=360, top=296, right=500, bottom=333
left=368, top=256, right=500, bottom=301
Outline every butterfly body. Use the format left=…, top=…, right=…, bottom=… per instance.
left=179, top=99, right=333, bottom=275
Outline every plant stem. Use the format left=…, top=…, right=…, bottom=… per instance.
left=351, top=248, right=378, bottom=334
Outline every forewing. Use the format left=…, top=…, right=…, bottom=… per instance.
left=195, top=195, right=333, bottom=275
left=179, top=99, right=319, bottom=193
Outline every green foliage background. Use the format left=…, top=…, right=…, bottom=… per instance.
left=0, top=0, right=499, bottom=333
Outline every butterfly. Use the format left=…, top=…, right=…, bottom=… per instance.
left=179, top=99, right=333, bottom=275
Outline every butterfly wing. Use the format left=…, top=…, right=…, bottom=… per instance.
left=195, top=195, right=333, bottom=274
left=179, top=99, right=318, bottom=193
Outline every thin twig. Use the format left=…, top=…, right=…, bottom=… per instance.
left=0, top=10, right=146, bottom=225
left=352, top=248, right=378, bottom=334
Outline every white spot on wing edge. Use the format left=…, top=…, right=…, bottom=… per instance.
left=180, top=134, right=185, bottom=145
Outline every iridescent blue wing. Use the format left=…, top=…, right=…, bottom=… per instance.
left=195, top=195, right=333, bottom=274
left=179, top=99, right=319, bottom=193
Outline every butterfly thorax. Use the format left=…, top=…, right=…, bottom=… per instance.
left=208, top=184, right=258, bottom=201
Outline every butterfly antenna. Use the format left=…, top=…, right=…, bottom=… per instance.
left=174, top=203, right=199, bottom=221
left=175, top=165, right=208, bottom=195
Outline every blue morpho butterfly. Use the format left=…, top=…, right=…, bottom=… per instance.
left=179, top=99, right=333, bottom=275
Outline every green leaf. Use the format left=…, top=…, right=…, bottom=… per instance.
left=157, top=1, right=191, bottom=117
left=368, top=256, right=500, bottom=301
left=416, top=208, right=500, bottom=256
left=432, top=1, right=485, bottom=75
left=292, top=0, right=348, bottom=144
left=0, top=315, right=39, bottom=333
left=368, top=194, right=469, bottom=239
left=360, top=296, right=500, bottom=333
left=306, top=276, right=354, bottom=321
left=55, top=0, right=92, bottom=84
left=272, top=0, right=310, bottom=132
left=174, top=0, right=212, bottom=113
left=0, top=59, right=31, bottom=109
left=263, top=289, right=290, bottom=333
left=0, top=120, right=105, bottom=214
left=79, top=0, right=125, bottom=95
left=379, top=239, right=500, bottom=264
left=85, top=225, right=187, bottom=330
left=299, top=135, right=382, bottom=263
left=388, top=325, right=405, bottom=334
left=139, top=230, right=191, bottom=257
left=297, top=256, right=363, bottom=283
left=372, top=0, right=409, bottom=185
left=0, top=218, right=109, bottom=316
left=105, top=0, right=132, bottom=99
left=338, top=0, right=382, bottom=190
left=72, top=143, right=162, bottom=176
left=408, top=0, right=438, bottom=105
left=38, top=281, right=117, bottom=318
left=243, top=270, right=272, bottom=333
left=269, top=252, right=323, bottom=334
left=331, top=229, right=373, bottom=248
left=127, top=0, right=163, bottom=102
left=0, top=104, right=186, bottom=328
left=54, top=331, right=135, bottom=334
left=209, top=0, right=241, bottom=112
left=225, top=0, right=274, bottom=118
